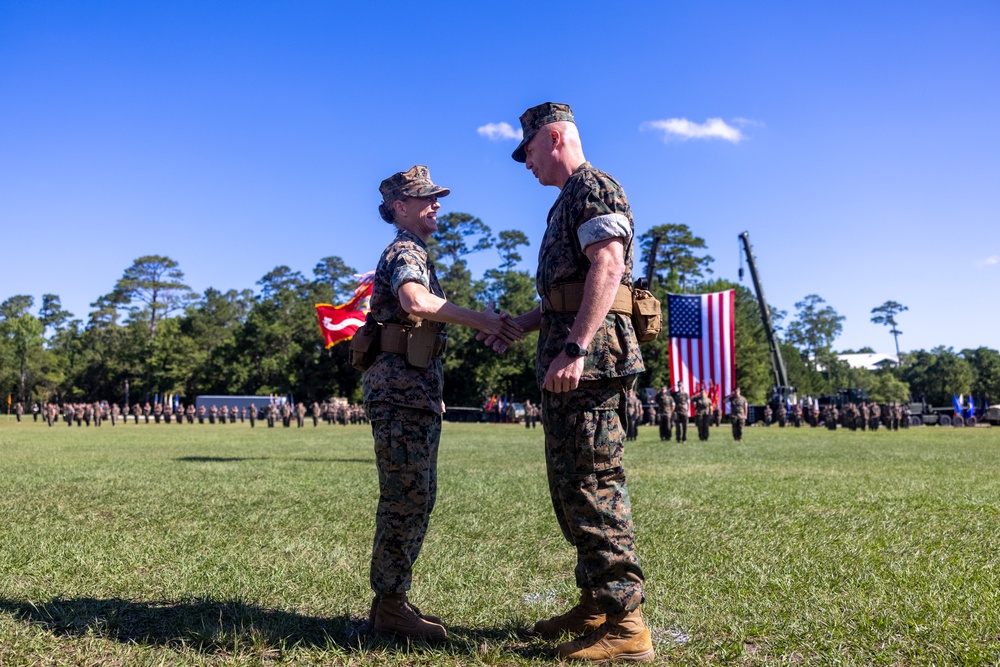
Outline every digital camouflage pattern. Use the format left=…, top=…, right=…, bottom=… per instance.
left=655, top=388, right=674, bottom=441
left=693, top=392, right=714, bottom=441
left=363, top=229, right=446, bottom=415
left=511, top=101, right=575, bottom=163
left=364, top=226, right=447, bottom=596
left=378, top=165, right=450, bottom=203
left=532, top=157, right=646, bottom=615
left=729, top=394, right=748, bottom=419
left=654, top=389, right=674, bottom=415
left=729, top=394, right=748, bottom=441
left=535, top=162, right=644, bottom=388
left=672, top=388, right=690, bottom=440
left=541, top=378, right=644, bottom=615
left=367, top=401, right=441, bottom=595
left=693, top=393, right=713, bottom=417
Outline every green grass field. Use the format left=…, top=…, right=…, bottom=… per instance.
left=0, top=415, right=997, bottom=666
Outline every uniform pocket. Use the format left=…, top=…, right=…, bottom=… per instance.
left=573, top=409, right=623, bottom=473
left=374, top=419, right=408, bottom=471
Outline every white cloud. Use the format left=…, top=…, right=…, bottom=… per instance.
left=976, top=255, right=999, bottom=268
left=641, top=117, right=747, bottom=143
left=477, top=122, right=522, bottom=141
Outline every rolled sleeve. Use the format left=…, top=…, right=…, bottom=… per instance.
left=390, top=249, right=430, bottom=296
left=577, top=213, right=632, bottom=252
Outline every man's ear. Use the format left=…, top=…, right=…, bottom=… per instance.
left=550, top=129, right=561, bottom=148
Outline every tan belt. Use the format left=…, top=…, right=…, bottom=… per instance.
left=380, top=323, right=448, bottom=358
left=541, top=283, right=633, bottom=315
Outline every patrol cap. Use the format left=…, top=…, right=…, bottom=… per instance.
left=379, top=165, right=451, bottom=203
left=511, top=102, right=575, bottom=163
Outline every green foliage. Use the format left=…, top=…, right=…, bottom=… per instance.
left=781, top=340, right=826, bottom=397
left=475, top=268, right=540, bottom=403
left=311, top=256, right=358, bottom=305
left=900, top=347, right=975, bottom=407
left=638, top=223, right=713, bottom=290
left=0, top=296, right=48, bottom=402
left=831, top=365, right=912, bottom=403
left=963, top=346, right=1000, bottom=400
left=786, top=294, right=845, bottom=369
left=871, top=300, right=908, bottom=356
left=113, top=255, right=193, bottom=337
left=865, top=368, right=912, bottom=403
left=38, top=293, right=72, bottom=336
left=2, top=233, right=994, bottom=414
left=427, top=212, right=493, bottom=268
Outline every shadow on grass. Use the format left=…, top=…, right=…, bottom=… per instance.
left=174, top=456, right=270, bottom=462
left=0, top=596, right=547, bottom=659
left=0, top=597, right=353, bottom=652
left=172, top=456, right=375, bottom=464
left=289, top=457, right=374, bottom=464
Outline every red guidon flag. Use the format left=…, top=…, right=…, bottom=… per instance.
left=315, top=272, right=374, bottom=348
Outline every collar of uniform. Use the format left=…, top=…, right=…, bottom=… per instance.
left=561, top=161, right=593, bottom=191
left=395, top=228, right=428, bottom=249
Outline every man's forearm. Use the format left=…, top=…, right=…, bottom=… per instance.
left=566, top=246, right=626, bottom=348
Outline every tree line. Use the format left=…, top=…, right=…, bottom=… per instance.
left=2, top=217, right=997, bottom=410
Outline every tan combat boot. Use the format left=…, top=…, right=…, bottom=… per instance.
left=372, top=593, right=447, bottom=640
left=368, top=594, right=444, bottom=633
left=557, top=606, right=655, bottom=662
left=533, top=589, right=606, bottom=637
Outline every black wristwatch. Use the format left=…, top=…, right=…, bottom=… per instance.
left=564, top=342, right=588, bottom=358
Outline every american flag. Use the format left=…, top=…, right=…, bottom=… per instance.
left=668, top=290, right=736, bottom=415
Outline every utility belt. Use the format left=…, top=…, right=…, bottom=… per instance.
left=350, top=316, right=447, bottom=372
left=541, top=283, right=633, bottom=315
left=379, top=322, right=449, bottom=359
left=541, top=282, right=661, bottom=343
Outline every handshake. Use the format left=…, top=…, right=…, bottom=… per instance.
left=476, top=300, right=525, bottom=354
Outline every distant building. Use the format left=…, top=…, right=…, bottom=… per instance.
left=837, top=353, right=899, bottom=370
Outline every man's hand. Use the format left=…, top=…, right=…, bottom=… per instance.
left=542, top=351, right=585, bottom=393
left=477, top=300, right=524, bottom=353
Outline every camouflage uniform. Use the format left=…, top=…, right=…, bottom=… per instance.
left=828, top=405, right=839, bottom=430
left=363, top=184, right=448, bottom=596
left=534, top=159, right=646, bottom=615
left=654, top=388, right=674, bottom=441
left=729, top=393, right=748, bottom=441
left=672, top=388, right=690, bottom=442
left=625, top=391, right=640, bottom=441
left=693, top=392, right=713, bottom=441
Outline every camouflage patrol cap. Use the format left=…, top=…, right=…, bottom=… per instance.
left=379, top=165, right=450, bottom=203
left=511, top=102, right=575, bottom=163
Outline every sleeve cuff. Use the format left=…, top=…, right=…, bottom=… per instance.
left=577, top=213, right=632, bottom=251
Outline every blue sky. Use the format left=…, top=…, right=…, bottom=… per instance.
left=1, top=1, right=997, bottom=354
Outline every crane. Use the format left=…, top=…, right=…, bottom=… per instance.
left=738, top=231, right=794, bottom=404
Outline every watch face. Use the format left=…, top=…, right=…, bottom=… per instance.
left=565, top=342, right=586, bottom=357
